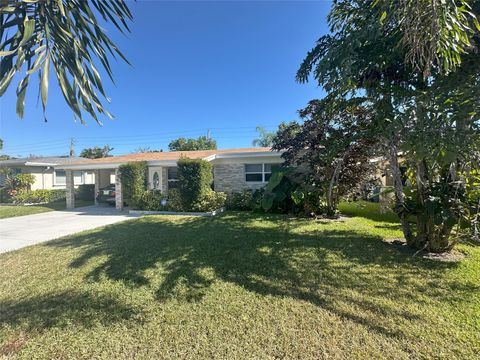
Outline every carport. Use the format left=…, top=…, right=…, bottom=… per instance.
left=60, top=163, right=123, bottom=210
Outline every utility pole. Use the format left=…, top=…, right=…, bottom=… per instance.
left=206, top=129, right=211, bottom=139
left=69, top=138, right=75, bottom=157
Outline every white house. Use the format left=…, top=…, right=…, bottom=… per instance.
left=0, top=156, right=95, bottom=189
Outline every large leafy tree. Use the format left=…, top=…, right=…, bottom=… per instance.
left=0, top=0, right=132, bottom=123
left=296, top=0, right=480, bottom=252
left=168, top=136, right=217, bottom=151
left=376, top=0, right=480, bottom=77
left=273, top=98, right=380, bottom=216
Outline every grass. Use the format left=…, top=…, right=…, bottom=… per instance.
left=338, top=200, right=401, bottom=223
left=0, top=200, right=94, bottom=219
left=0, top=209, right=478, bottom=359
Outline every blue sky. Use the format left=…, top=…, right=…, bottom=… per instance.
left=0, top=1, right=329, bottom=157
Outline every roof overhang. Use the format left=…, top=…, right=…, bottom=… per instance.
left=60, top=150, right=284, bottom=170
left=203, top=150, right=284, bottom=161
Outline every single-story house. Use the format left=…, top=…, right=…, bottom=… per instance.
left=59, top=147, right=283, bottom=209
left=0, top=156, right=95, bottom=190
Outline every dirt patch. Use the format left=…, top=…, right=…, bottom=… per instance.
left=384, top=238, right=467, bottom=262
left=0, top=332, right=28, bottom=356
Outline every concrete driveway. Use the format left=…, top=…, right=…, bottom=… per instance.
left=0, top=206, right=139, bottom=254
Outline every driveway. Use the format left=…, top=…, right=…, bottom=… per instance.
left=0, top=206, right=139, bottom=254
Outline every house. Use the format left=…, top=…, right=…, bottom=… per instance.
left=59, top=147, right=283, bottom=209
left=0, top=156, right=95, bottom=190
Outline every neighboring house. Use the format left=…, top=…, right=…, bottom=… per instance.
left=0, top=156, right=95, bottom=190
left=60, top=147, right=283, bottom=209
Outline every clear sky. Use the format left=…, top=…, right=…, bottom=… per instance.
left=0, top=0, right=330, bottom=157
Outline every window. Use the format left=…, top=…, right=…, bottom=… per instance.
left=73, top=171, right=84, bottom=185
left=167, top=167, right=178, bottom=189
left=54, top=170, right=84, bottom=186
left=55, top=170, right=66, bottom=185
left=245, top=163, right=279, bottom=183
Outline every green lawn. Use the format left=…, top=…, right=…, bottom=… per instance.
left=0, top=210, right=478, bottom=359
left=0, top=200, right=94, bottom=219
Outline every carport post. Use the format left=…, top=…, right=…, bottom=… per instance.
left=94, top=170, right=100, bottom=206
left=115, top=168, right=123, bottom=210
left=66, top=170, right=75, bottom=209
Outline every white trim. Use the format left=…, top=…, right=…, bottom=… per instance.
left=244, top=163, right=274, bottom=183
left=54, top=169, right=67, bottom=186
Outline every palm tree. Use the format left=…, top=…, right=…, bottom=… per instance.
left=0, top=0, right=133, bottom=124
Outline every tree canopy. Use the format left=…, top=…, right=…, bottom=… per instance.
left=80, top=145, right=114, bottom=159
left=252, top=126, right=275, bottom=147
left=290, top=0, right=480, bottom=251
left=0, top=0, right=132, bottom=124
left=168, top=136, right=217, bottom=151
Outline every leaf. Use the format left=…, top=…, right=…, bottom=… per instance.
left=0, top=68, right=16, bottom=96
left=41, top=55, right=50, bottom=112
left=380, top=11, right=387, bottom=24
left=16, top=75, right=29, bottom=119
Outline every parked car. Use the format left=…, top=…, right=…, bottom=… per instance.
left=96, top=185, right=116, bottom=205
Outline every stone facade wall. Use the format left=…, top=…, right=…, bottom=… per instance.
left=65, top=170, right=75, bottom=209
left=213, top=164, right=266, bottom=193
left=161, top=167, right=168, bottom=194
left=115, top=169, right=123, bottom=210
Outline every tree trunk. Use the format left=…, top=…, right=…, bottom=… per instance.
left=388, top=140, right=415, bottom=245
left=327, top=160, right=343, bottom=216
left=415, top=160, right=431, bottom=249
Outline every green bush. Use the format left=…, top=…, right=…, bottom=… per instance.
left=11, top=189, right=65, bottom=204
left=226, top=190, right=255, bottom=210
left=177, top=157, right=213, bottom=209
left=191, top=191, right=227, bottom=212
left=6, top=173, right=36, bottom=191
left=166, top=188, right=185, bottom=212
left=76, top=184, right=95, bottom=201
left=48, top=189, right=67, bottom=202
left=134, top=190, right=166, bottom=211
left=0, top=188, right=11, bottom=203
left=119, top=161, right=147, bottom=207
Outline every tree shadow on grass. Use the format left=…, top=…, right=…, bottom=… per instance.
left=45, top=212, right=473, bottom=340
left=0, top=290, right=139, bottom=332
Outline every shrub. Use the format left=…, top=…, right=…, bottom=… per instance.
left=76, top=184, right=95, bottom=201
left=191, top=191, right=226, bottom=212
left=166, top=188, right=185, bottom=212
left=134, top=190, right=166, bottom=211
left=119, top=161, right=147, bottom=207
left=6, top=173, right=36, bottom=191
left=11, top=189, right=65, bottom=204
left=48, top=189, right=67, bottom=202
left=0, top=187, right=11, bottom=203
left=177, top=157, right=213, bottom=209
left=226, top=190, right=255, bottom=211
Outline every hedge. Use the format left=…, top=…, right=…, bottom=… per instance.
left=118, top=161, right=147, bottom=207
left=11, top=189, right=66, bottom=204
left=76, top=184, right=95, bottom=201
left=177, top=157, right=213, bottom=208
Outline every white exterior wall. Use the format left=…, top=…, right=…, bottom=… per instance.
left=1, top=166, right=95, bottom=190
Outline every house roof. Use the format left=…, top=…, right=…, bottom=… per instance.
left=0, top=156, right=87, bottom=167
left=70, top=147, right=276, bottom=164
left=60, top=147, right=282, bottom=170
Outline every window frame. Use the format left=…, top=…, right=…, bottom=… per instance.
left=54, top=170, right=66, bottom=186
left=54, top=170, right=85, bottom=186
left=167, top=167, right=179, bottom=189
left=244, top=163, right=275, bottom=183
